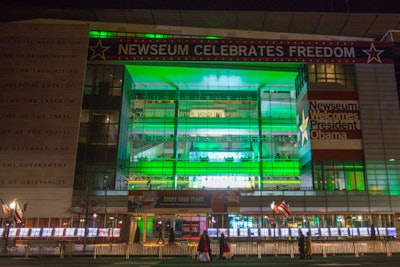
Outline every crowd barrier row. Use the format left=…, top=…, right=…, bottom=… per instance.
left=94, top=240, right=400, bottom=259
left=1, top=240, right=399, bottom=259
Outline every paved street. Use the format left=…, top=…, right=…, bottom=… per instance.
left=1, top=254, right=400, bottom=267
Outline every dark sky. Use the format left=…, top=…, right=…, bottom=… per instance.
left=2, top=0, right=400, bottom=13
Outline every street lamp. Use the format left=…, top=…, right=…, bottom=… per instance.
left=93, top=213, right=97, bottom=227
left=9, top=201, right=16, bottom=211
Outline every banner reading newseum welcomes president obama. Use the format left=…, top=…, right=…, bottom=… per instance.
left=88, top=38, right=393, bottom=64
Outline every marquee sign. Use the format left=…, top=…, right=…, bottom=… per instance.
left=88, top=38, right=393, bottom=64
left=128, top=190, right=240, bottom=213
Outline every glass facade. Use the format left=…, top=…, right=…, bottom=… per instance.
left=127, top=65, right=300, bottom=191
left=124, top=63, right=369, bottom=192
left=74, top=64, right=125, bottom=190
left=131, top=213, right=394, bottom=241
left=312, top=160, right=365, bottom=190
left=61, top=32, right=400, bottom=241
left=302, top=64, right=367, bottom=191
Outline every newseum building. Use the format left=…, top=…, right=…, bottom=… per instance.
left=1, top=6, right=400, bottom=242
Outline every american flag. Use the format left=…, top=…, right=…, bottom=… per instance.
left=277, top=200, right=291, bottom=218
left=14, top=201, right=24, bottom=224
left=270, top=201, right=279, bottom=213
left=0, top=199, right=11, bottom=216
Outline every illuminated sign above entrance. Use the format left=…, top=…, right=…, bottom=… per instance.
left=88, top=38, right=393, bottom=64
left=190, top=109, right=226, bottom=118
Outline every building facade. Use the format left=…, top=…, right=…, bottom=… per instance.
left=1, top=16, right=400, bottom=242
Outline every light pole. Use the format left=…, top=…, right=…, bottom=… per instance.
left=4, top=200, right=16, bottom=253
left=4, top=221, right=11, bottom=253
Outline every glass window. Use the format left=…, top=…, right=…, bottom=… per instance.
left=128, top=85, right=301, bottom=190
left=313, top=160, right=365, bottom=191
left=307, top=63, right=355, bottom=89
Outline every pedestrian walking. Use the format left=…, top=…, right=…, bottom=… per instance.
left=203, top=230, right=213, bottom=260
left=305, top=231, right=312, bottom=259
left=219, top=233, right=226, bottom=258
left=370, top=224, right=377, bottom=240
left=298, top=229, right=305, bottom=259
left=168, top=227, right=175, bottom=244
left=197, top=231, right=211, bottom=262
left=156, top=226, right=164, bottom=244
left=219, top=233, right=233, bottom=259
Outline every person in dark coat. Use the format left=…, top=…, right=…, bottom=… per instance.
left=203, top=230, right=212, bottom=260
left=219, top=233, right=226, bottom=258
left=298, top=229, right=305, bottom=259
left=370, top=224, right=376, bottom=240
left=168, top=227, right=175, bottom=244
left=156, top=226, right=164, bottom=244
left=197, top=231, right=211, bottom=262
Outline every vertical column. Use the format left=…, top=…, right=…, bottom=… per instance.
left=257, top=87, right=263, bottom=190
left=173, top=88, right=180, bottom=189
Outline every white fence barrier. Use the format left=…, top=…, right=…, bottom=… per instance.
left=93, top=240, right=400, bottom=259
left=2, top=240, right=400, bottom=258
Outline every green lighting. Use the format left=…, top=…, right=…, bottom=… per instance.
left=126, top=65, right=298, bottom=88
left=90, top=30, right=173, bottom=39
left=89, top=31, right=116, bottom=38
left=346, top=171, right=365, bottom=190
left=205, top=36, right=223, bottom=39
left=126, top=62, right=303, bottom=190
left=129, top=161, right=299, bottom=177
left=135, top=216, right=154, bottom=238
left=144, top=33, right=156, bottom=38
left=142, top=33, right=172, bottom=39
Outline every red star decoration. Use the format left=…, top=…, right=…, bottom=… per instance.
left=362, top=43, right=384, bottom=63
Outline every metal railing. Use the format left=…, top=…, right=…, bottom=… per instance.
left=3, top=240, right=398, bottom=259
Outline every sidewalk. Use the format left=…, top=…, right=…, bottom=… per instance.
left=1, top=254, right=400, bottom=267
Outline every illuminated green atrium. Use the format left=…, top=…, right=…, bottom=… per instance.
left=125, top=63, right=302, bottom=191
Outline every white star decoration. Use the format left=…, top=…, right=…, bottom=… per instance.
left=362, top=43, right=384, bottom=64
left=299, top=110, right=309, bottom=146
left=89, top=39, right=111, bottom=60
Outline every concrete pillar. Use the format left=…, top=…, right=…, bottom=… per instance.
left=143, top=215, right=147, bottom=243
